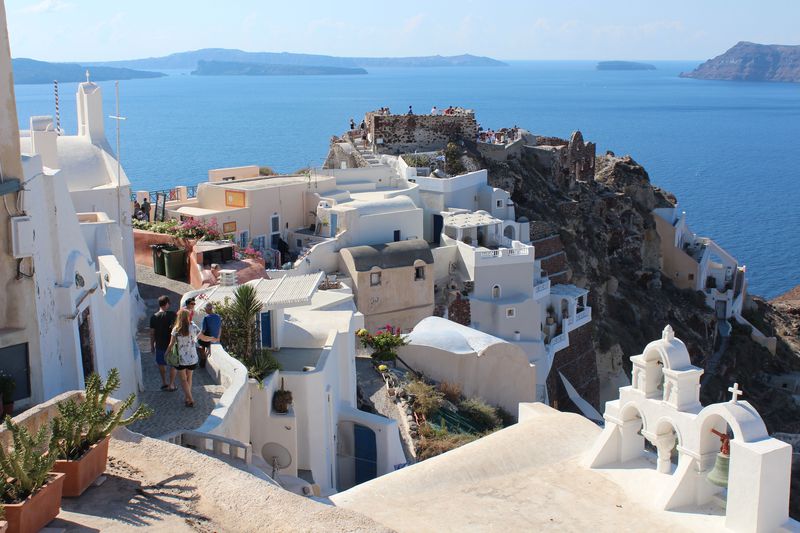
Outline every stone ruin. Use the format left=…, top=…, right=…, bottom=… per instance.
left=525, top=130, right=596, bottom=189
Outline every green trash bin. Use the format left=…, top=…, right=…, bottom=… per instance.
left=151, top=244, right=168, bottom=276
left=163, top=247, right=186, bottom=280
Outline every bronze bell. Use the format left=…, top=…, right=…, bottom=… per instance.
left=707, top=452, right=730, bottom=488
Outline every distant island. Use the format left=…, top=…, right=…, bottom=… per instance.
left=596, top=61, right=656, bottom=71
left=89, top=48, right=507, bottom=70
left=11, top=58, right=165, bottom=85
left=681, top=42, right=800, bottom=83
left=192, top=60, right=367, bottom=76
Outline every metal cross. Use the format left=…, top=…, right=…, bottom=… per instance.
left=728, top=382, right=743, bottom=403
left=85, top=69, right=90, bottom=83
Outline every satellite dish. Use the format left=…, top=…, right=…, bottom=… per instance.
left=261, top=442, right=292, bottom=481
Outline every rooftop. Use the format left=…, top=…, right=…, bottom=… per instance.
left=207, top=174, right=322, bottom=191
left=444, top=210, right=501, bottom=229
left=343, top=239, right=434, bottom=272
left=406, top=316, right=508, bottom=355
left=197, top=272, right=323, bottom=310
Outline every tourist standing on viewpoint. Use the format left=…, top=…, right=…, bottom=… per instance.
left=166, top=309, right=217, bottom=407
left=150, top=295, right=177, bottom=391
left=349, top=118, right=355, bottom=130
left=141, top=197, right=151, bottom=222
left=199, top=302, right=222, bottom=368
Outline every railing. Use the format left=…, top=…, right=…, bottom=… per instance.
left=548, top=332, right=569, bottom=353
left=533, top=278, right=551, bottom=299
left=576, top=307, right=591, bottom=323
left=477, top=245, right=531, bottom=259
left=187, top=185, right=198, bottom=199
left=162, top=430, right=252, bottom=466
left=150, top=188, right=179, bottom=201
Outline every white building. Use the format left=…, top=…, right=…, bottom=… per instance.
left=20, top=81, right=137, bottom=281
left=0, top=17, right=140, bottom=408
left=185, top=272, right=406, bottom=494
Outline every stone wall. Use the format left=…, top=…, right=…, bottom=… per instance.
left=368, top=113, right=478, bottom=155
left=546, top=322, right=599, bottom=411
left=526, top=131, right=596, bottom=188
left=475, top=138, right=524, bottom=162
left=529, top=221, right=558, bottom=242
left=448, top=292, right=471, bottom=326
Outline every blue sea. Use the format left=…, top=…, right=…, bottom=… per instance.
left=13, top=61, right=800, bottom=298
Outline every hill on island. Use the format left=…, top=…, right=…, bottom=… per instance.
left=89, top=48, right=507, bottom=70
left=681, top=41, right=800, bottom=83
left=596, top=61, right=656, bottom=71
left=11, top=58, right=165, bottom=85
left=192, top=60, right=367, bottom=76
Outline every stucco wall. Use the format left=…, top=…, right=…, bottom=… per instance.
left=196, top=344, right=251, bottom=443
left=654, top=215, right=699, bottom=290
left=0, top=0, right=39, bottom=378
left=398, top=342, right=537, bottom=415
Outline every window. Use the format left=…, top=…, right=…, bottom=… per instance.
left=415, top=266, right=425, bottom=281
left=506, top=308, right=516, bottom=318
left=370, top=272, right=382, bottom=286
left=271, top=215, right=280, bottom=233
left=492, top=285, right=501, bottom=299
left=296, top=239, right=302, bottom=248
left=688, top=273, right=695, bottom=281
left=496, top=199, right=503, bottom=208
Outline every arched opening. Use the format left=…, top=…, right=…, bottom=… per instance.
left=492, top=285, right=501, bottom=299
left=618, top=402, right=646, bottom=464
left=503, top=225, right=515, bottom=241
left=560, top=298, right=569, bottom=319
left=653, top=418, right=682, bottom=475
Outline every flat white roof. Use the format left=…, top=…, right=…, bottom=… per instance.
left=444, top=210, right=500, bottom=229
left=200, top=272, right=324, bottom=309
left=550, top=284, right=589, bottom=299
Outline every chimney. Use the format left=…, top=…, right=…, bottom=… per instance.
left=29, top=116, right=59, bottom=169
left=76, top=81, right=105, bottom=144
left=218, top=269, right=237, bottom=287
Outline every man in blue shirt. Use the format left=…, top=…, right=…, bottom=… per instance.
left=199, top=302, right=222, bottom=368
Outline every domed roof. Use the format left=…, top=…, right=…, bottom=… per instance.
left=641, top=325, right=693, bottom=370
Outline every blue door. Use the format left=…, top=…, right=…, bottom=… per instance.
left=239, top=230, right=250, bottom=249
left=260, top=311, right=271, bottom=348
left=329, top=214, right=338, bottom=238
left=354, top=424, right=377, bottom=484
left=432, top=215, right=443, bottom=245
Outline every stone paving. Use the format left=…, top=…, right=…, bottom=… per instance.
left=129, top=265, right=224, bottom=438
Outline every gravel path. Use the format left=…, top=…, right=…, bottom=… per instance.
left=130, top=265, right=224, bottom=438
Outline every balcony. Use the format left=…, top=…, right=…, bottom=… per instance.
left=533, top=278, right=551, bottom=300
left=563, top=307, right=592, bottom=333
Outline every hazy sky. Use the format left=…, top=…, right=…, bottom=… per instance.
left=5, top=0, right=800, bottom=62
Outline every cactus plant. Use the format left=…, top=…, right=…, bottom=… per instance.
left=51, top=369, right=152, bottom=461
left=0, top=417, right=57, bottom=503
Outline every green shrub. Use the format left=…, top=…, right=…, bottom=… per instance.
left=458, top=398, right=501, bottom=429
left=51, top=369, right=152, bottom=461
left=0, top=417, right=58, bottom=503
left=248, top=349, right=281, bottom=384
left=407, top=380, right=443, bottom=417
left=416, top=423, right=478, bottom=461
left=259, top=166, right=275, bottom=176
left=215, top=285, right=261, bottom=362
left=444, top=142, right=465, bottom=175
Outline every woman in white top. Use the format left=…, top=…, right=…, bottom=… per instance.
left=166, top=308, right=218, bottom=407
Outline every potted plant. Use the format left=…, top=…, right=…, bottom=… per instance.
left=0, top=417, right=64, bottom=533
left=272, top=378, right=293, bottom=414
left=0, top=505, right=7, bottom=533
left=0, top=374, right=15, bottom=419
left=51, top=369, right=152, bottom=497
left=357, top=325, right=419, bottom=376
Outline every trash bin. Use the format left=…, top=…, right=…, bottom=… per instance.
left=151, top=244, right=168, bottom=276
left=163, top=247, right=186, bottom=280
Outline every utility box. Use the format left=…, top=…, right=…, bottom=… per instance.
left=10, top=216, right=33, bottom=258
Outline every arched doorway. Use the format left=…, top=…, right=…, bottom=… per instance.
left=503, top=225, right=515, bottom=241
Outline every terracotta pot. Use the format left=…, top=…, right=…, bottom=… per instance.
left=0, top=520, right=8, bottom=533
left=52, top=436, right=110, bottom=497
left=4, top=472, right=65, bottom=533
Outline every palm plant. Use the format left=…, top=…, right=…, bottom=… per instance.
left=51, top=369, right=152, bottom=461
left=229, top=284, right=262, bottom=362
left=0, top=417, right=57, bottom=503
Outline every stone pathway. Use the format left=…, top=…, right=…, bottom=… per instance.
left=130, top=265, right=224, bottom=438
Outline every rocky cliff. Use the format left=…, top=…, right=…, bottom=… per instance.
left=470, top=144, right=800, bottom=434
left=681, top=41, right=800, bottom=83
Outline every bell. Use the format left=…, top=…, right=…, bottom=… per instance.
left=707, top=452, right=730, bottom=488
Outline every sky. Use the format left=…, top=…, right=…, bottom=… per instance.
left=5, top=0, right=800, bottom=62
